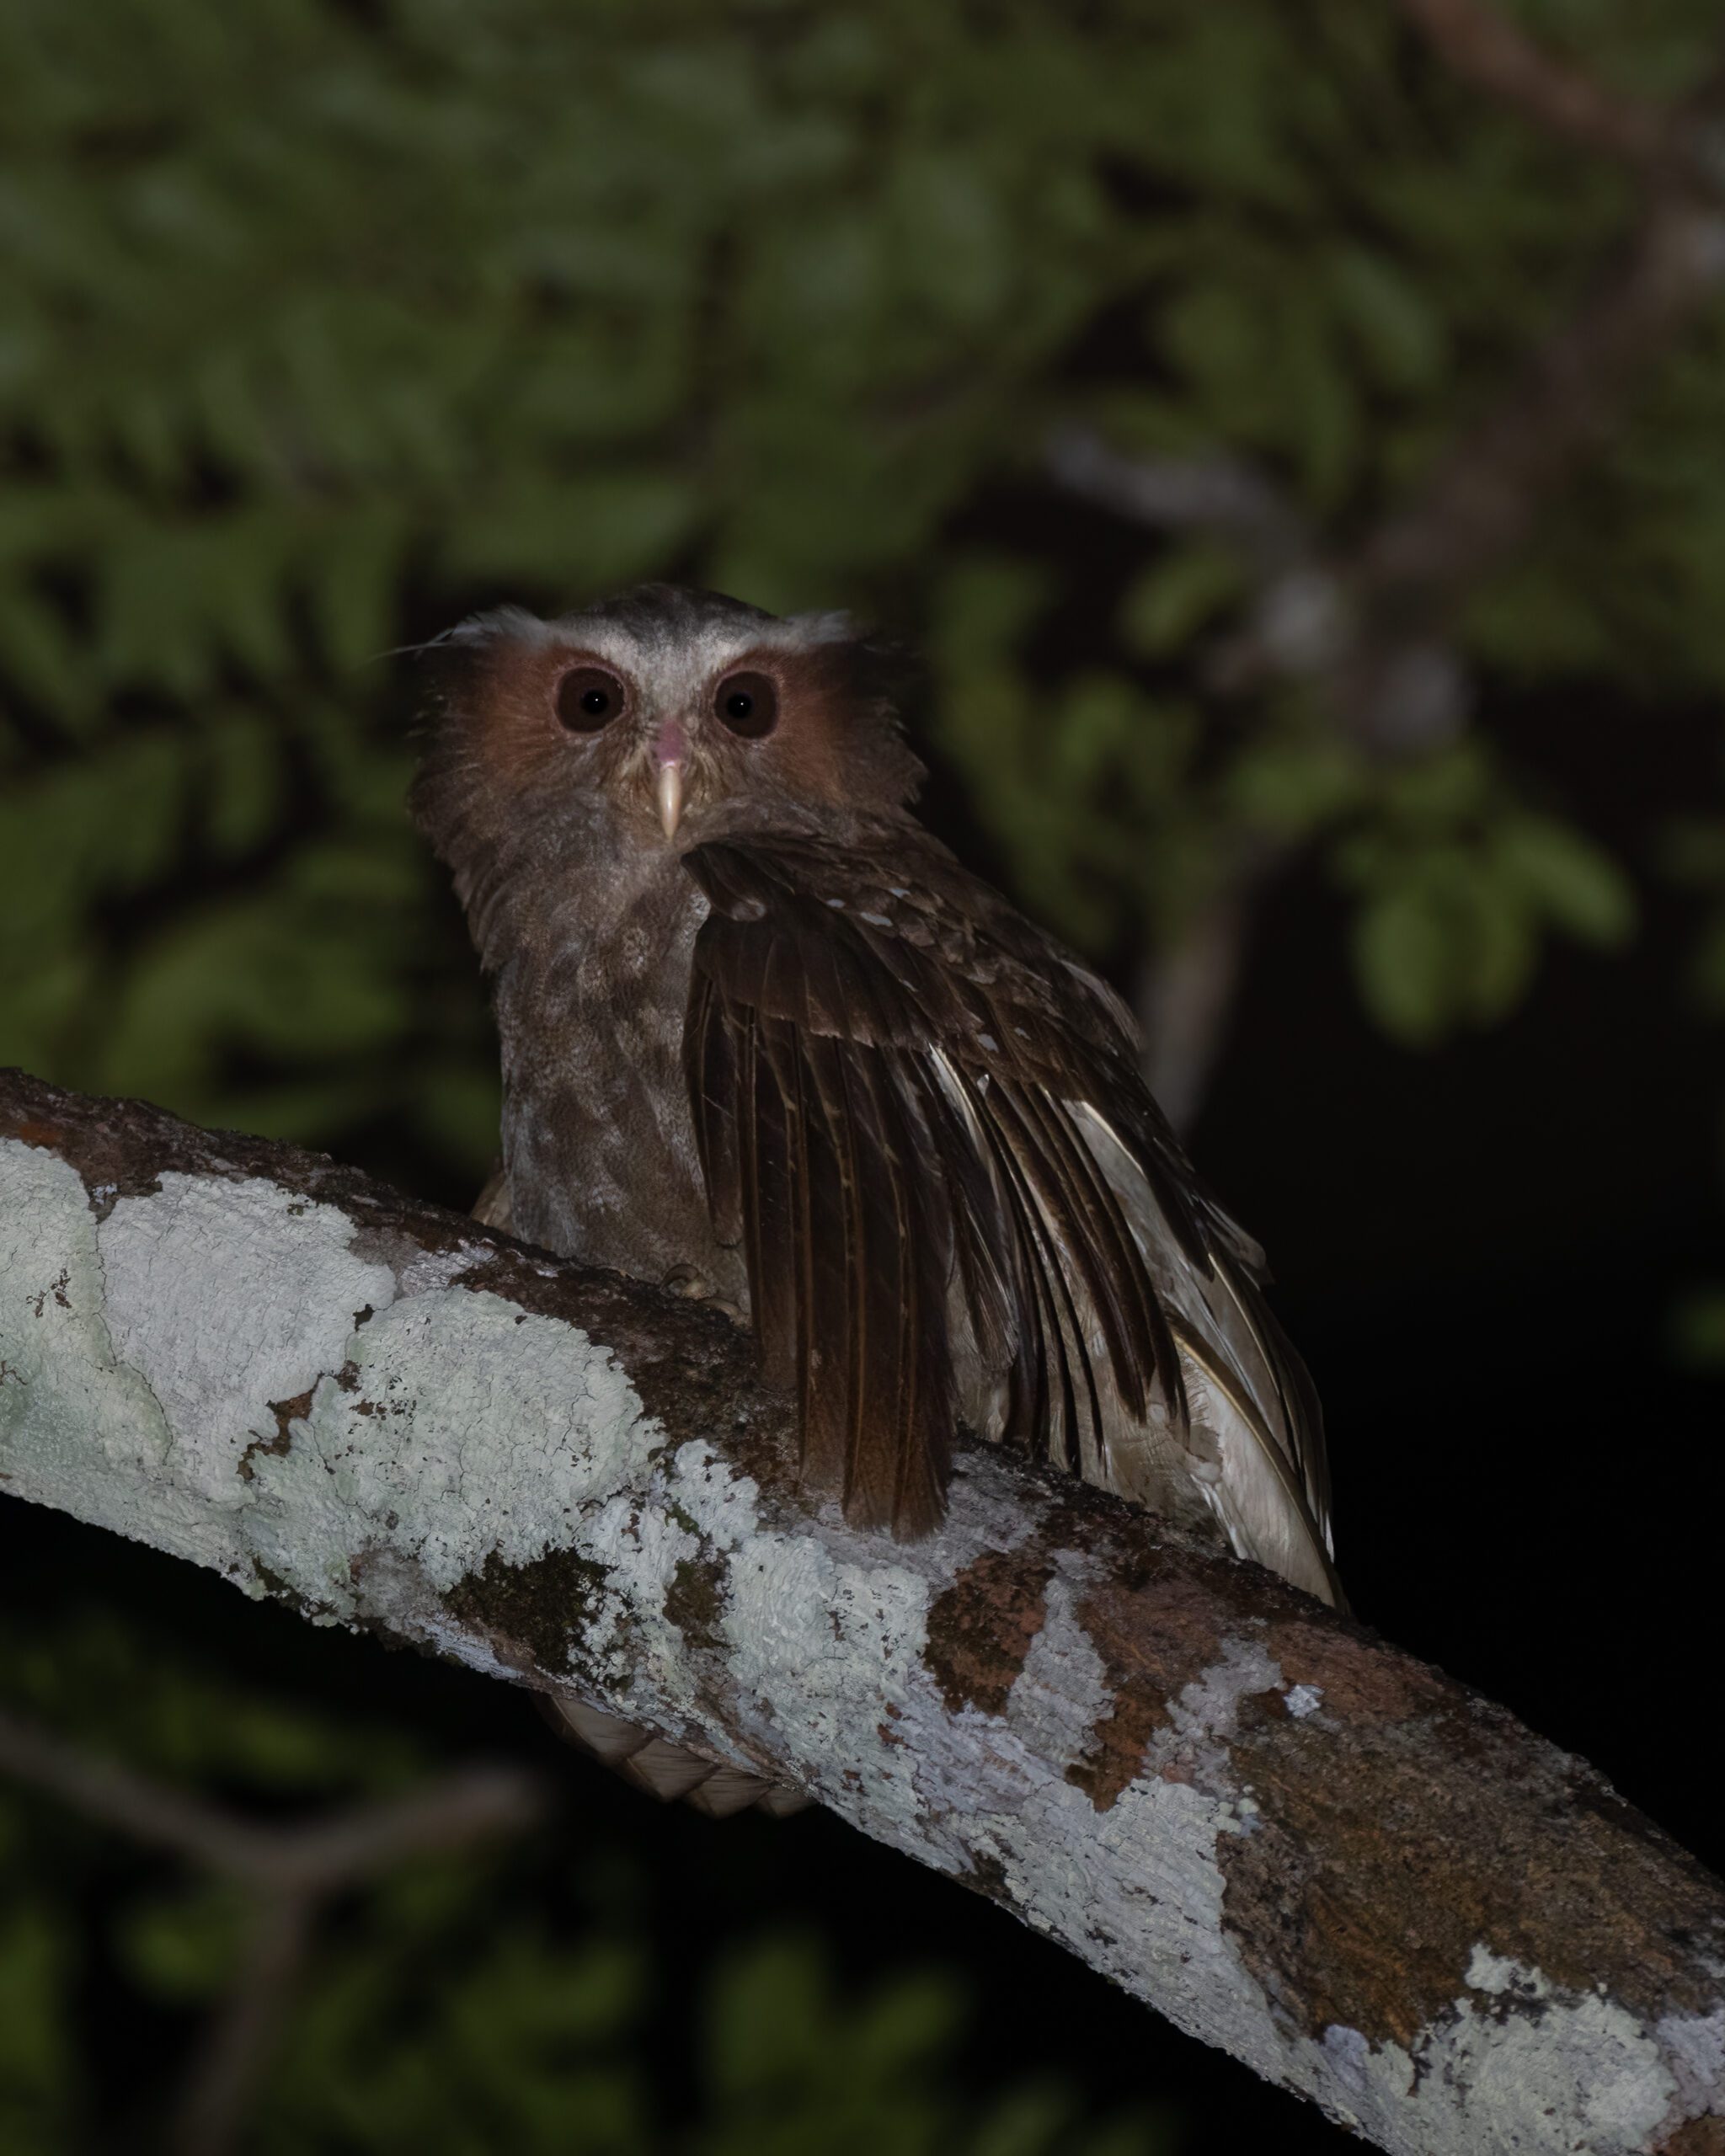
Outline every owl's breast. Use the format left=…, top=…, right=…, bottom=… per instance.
left=491, top=865, right=747, bottom=1303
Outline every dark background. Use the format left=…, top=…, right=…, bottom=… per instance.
left=4, top=3, right=1725, bottom=2150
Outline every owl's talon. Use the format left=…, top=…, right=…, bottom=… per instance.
left=662, top=1263, right=714, bottom=1300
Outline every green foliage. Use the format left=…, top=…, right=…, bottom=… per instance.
left=1334, top=747, right=1635, bottom=1044
left=4, top=0, right=1718, bottom=1182
left=1119, top=546, right=1249, bottom=661
left=0, top=1901, right=77, bottom=2156
left=1669, top=1285, right=1725, bottom=1369
left=3, top=1610, right=429, bottom=1793
left=691, top=1932, right=1176, bottom=2156
left=258, top=1922, right=655, bottom=2154
left=1661, top=814, right=1725, bottom=1018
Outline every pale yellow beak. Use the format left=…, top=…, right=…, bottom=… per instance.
left=656, top=760, right=684, bottom=842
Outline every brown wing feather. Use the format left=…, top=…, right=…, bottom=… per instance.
left=686, top=857, right=958, bottom=1536
left=683, top=830, right=1338, bottom=1597
left=471, top=1161, right=514, bottom=1232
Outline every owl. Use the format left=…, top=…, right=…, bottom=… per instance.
left=412, top=584, right=1340, bottom=1813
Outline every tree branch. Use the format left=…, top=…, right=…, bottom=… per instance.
left=3, top=1067, right=1723, bottom=2154
left=0, top=1708, right=543, bottom=1893
left=1351, top=198, right=1725, bottom=616
left=1395, top=0, right=1670, bottom=169
left=1132, top=835, right=1293, bottom=1133
left=174, top=1892, right=315, bottom=2156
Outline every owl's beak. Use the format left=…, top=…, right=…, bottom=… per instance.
left=649, top=718, right=689, bottom=841
left=654, top=757, right=684, bottom=841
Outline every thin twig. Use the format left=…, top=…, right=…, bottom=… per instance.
left=263, top=1765, right=550, bottom=1891
left=172, top=1892, right=316, bottom=2156
left=1135, top=838, right=1290, bottom=1131
left=1350, top=198, right=1725, bottom=616
left=0, top=1705, right=550, bottom=2155
left=1044, top=427, right=1311, bottom=575
left=0, top=1706, right=546, bottom=1890
left=1395, top=0, right=1669, bottom=168
left=0, top=1706, right=265, bottom=1873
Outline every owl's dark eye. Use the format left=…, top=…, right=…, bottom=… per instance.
left=555, top=665, right=627, bottom=733
left=714, top=670, right=778, bottom=739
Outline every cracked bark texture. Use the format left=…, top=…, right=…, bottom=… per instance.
left=2, top=1066, right=1722, bottom=2156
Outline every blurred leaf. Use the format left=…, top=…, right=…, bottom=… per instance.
left=704, top=1935, right=832, bottom=2103
left=1118, top=543, right=1245, bottom=657
left=1661, top=815, right=1725, bottom=886
left=850, top=1966, right=966, bottom=2074
left=1352, top=881, right=1455, bottom=1044
left=0, top=1903, right=76, bottom=2154
left=1683, top=913, right=1725, bottom=1015
left=0, top=587, right=89, bottom=723
left=970, top=2085, right=1077, bottom=2156
left=306, top=507, right=409, bottom=671
left=440, top=475, right=700, bottom=591
left=1669, top=1285, right=1725, bottom=1368
left=120, top=1882, right=247, bottom=2003
left=1493, top=814, right=1636, bottom=946
left=1462, top=869, right=1539, bottom=1024
left=202, top=706, right=287, bottom=859
left=1328, top=245, right=1447, bottom=390
left=1226, top=734, right=1364, bottom=835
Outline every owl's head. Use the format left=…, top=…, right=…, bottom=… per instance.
left=412, top=585, right=923, bottom=875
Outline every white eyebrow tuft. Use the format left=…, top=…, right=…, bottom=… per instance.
left=774, top=609, right=859, bottom=648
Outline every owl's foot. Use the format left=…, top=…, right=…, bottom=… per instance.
left=661, top=1264, right=740, bottom=1321
left=537, top=1694, right=813, bottom=1819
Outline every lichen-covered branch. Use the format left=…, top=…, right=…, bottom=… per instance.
left=2, top=1067, right=1722, bottom=2155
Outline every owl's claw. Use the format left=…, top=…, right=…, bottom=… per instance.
left=662, top=1262, right=714, bottom=1299
left=661, top=1265, right=741, bottom=1322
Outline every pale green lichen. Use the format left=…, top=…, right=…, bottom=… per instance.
left=98, top=1170, right=398, bottom=1508
left=2, top=1150, right=665, bottom=1644
left=244, top=1286, right=665, bottom=1618
left=0, top=1142, right=179, bottom=1554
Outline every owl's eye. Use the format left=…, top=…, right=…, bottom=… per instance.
left=555, top=665, right=627, bottom=733
left=714, top=670, right=777, bottom=739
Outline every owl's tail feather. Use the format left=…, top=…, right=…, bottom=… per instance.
left=536, top=1695, right=813, bottom=1819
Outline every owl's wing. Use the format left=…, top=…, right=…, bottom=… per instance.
left=681, top=830, right=1338, bottom=1601
left=470, top=1159, right=515, bottom=1232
